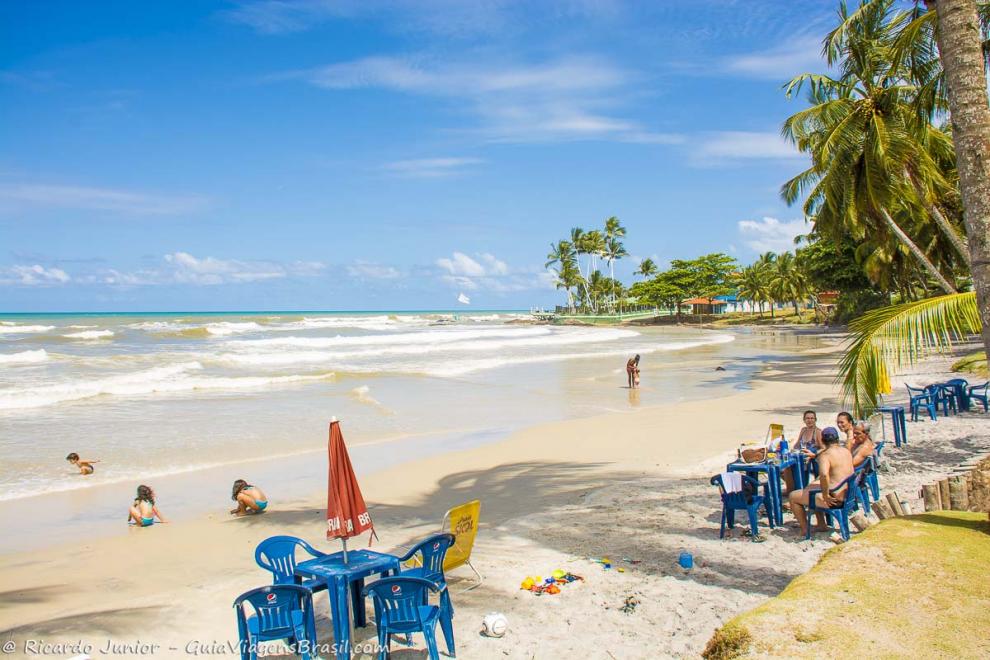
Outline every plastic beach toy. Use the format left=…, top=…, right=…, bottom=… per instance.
left=521, top=577, right=535, bottom=590
left=552, top=569, right=566, bottom=581
left=678, top=552, right=693, bottom=569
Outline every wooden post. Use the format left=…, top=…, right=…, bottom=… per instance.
left=939, top=478, right=952, bottom=509
left=875, top=499, right=895, bottom=519
left=949, top=476, right=970, bottom=511
left=922, top=484, right=941, bottom=512
left=871, top=502, right=889, bottom=520
left=886, top=493, right=904, bottom=517
left=850, top=512, right=871, bottom=532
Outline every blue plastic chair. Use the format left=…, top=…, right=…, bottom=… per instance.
left=906, top=384, right=937, bottom=421
left=398, top=533, right=456, bottom=657
left=363, top=576, right=444, bottom=660
left=851, top=462, right=874, bottom=511
left=255, top=536, right=328, bottom=593
left=931, top=384, right=957, bottom=416
left=946, top=377, right=970, bottom=411
left=806, top=473, right=860, bottom=541
left=865, top=443, right=883, bottom=502
left=711, top=474, right=773, bottom=539
left=969, top=382, right=989, bottom=412
left=233, top=584, right=317, bottom=660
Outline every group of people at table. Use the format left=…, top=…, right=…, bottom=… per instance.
left=774, top=410, right=877, bottom=538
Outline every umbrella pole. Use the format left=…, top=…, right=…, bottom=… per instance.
left=342, top=537, right=348, bottom=564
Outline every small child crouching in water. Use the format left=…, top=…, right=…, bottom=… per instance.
left=128, top=485, right=167, bottom=527
left=230, top=479, right=268, bottom=516
left=66, top=452, right=98, bottom=475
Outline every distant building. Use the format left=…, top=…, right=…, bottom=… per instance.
left=683, top=297, right=727, bottom=315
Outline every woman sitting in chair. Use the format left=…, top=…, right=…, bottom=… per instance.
left=230, top=479, right=268, bottom=516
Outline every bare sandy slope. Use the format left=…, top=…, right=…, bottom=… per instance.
left=2, top=340, right=987, bottom=659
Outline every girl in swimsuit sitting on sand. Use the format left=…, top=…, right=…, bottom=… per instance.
left=230, top=479, right=268, bottom=516
left=128, top=485, right=167, bottom=527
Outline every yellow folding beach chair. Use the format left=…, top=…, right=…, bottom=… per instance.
left=441, top=499, right=483, bottom=591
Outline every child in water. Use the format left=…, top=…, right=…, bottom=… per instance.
left=128, top=485, right=167, bottom=527
left=66, top=452, right=99, bottom=475
left=230, top=479, right=268, bottom=516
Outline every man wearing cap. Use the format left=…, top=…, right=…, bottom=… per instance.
left=787, top=426, right=854, bottom=537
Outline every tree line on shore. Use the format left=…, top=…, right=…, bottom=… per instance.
left=545, top=1, right=990, bottom=416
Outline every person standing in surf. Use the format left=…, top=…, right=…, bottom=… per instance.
left=626, top=354, right=641, bottom=389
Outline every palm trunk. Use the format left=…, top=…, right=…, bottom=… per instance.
left=880, top=209, right=957, bottom=293
left=907, top=169, right=970, bottom=263
left=931, top=0, right=990, bottom=359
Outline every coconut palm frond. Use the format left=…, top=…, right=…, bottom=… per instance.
left=838, top=291, right=981, bottom=416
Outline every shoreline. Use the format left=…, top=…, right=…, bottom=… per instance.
left=2, top=331, right=986, bottom=658
left=0, top=325, right=796, bottom=553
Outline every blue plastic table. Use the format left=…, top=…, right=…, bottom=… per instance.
left=295, top=548, right=400, bottom=658
left=875, top=405, right=907, bottom=447
left=727, top=454, right=803, bottom=526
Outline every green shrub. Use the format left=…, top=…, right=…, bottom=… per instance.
left=702, top=623, right=752, bottom=659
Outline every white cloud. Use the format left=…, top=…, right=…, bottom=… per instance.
left=737, top=217, right=808, bottom=253
left=347, top=261, right=402, bottom=280
left=692, top=131, right=803, bottom=166
left=0, top=183, right=206, bottom=215
left=436, top=251, right=487, bottom=277
left=85, top=253, right=326, bottom=287
left=383, top=157, right=483, bottom=178
left=277, top=55, right=681, bottom=144
left=435, top=250, right=549, bottom=293
left=722, top=36, right=824, bottom=81
left=0, top=264, right=71, bottom=287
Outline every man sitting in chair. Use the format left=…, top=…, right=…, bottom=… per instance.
left=850, top=421, right=876, bottom=468
left=787, top=427, right=854, bottom=537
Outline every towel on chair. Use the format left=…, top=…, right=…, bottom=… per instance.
left=721, top=471, right=743, bottom=493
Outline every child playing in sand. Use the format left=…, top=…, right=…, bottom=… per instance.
left=66, top=452, right=99, bottom=475
left=230, top=479, right=268, bottom=516
left=127, top=485, right=167, bottom=527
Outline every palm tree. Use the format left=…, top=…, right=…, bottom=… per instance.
left=603, top=217, right=627, bottom=311
left=581, top=231, right=606, bottom=310
left=781, top=0, right=961, bottom=294
left=768, top=252, right=810, bottom=316
left=736, top=264, right=770, bottom=317
left=839, top=291, right=979, bottom=415
left=635, top=258, right=658, bottom=279
left=925, top=0, right=990, bottom=362
left=569, top=227, right=588, bottom=309
left=756, top=252, right=777, bottom=317
left=546, top=240, right=578, bottom=311
left=603, top=236, right=628, bottom=311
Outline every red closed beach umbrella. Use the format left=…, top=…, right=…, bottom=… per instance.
left=326, top=418, right=375, bottom=563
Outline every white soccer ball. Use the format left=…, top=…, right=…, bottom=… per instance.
left=482, top=612, right=508, bottom=638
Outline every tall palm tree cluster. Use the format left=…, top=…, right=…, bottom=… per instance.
left=781, top=0, right=990, bottom=414
left=545, top=217, right=628, bottom=312
left=735, top=252, right=811, bottom=318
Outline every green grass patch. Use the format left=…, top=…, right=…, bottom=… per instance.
left=709, top=308, right=818, bottom=327
left=711, top=512, right=990, bottom=658
left=951, top=351, right=988, bottom=378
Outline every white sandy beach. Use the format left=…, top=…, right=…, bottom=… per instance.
left=1, top=333, right=988, bottom=659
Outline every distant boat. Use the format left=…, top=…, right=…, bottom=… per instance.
left=457, top=292, right=471, bottom=305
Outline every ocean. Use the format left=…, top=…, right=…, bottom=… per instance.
left=0, top=311, right=751, bottom=506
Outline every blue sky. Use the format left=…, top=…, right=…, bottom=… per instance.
left=0, top=0, right=835, bottom=312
